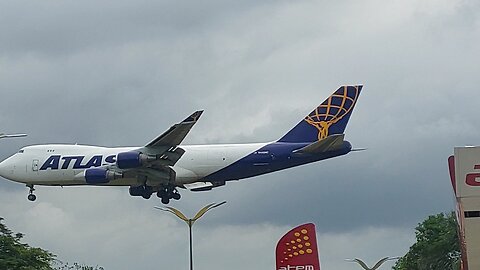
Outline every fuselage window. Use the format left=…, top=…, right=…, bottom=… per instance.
left=18, top=150, right=24, bottom=153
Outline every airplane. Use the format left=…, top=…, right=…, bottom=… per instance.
left=0, top=85, right=363, bottom=204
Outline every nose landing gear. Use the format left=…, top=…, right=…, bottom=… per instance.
left=26, top=184, right=36, bottom=201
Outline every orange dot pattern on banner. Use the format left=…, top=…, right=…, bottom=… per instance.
left=281, top=226, right=314, bottom=261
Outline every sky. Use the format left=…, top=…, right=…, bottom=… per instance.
left=0, top=0, right=479, bottom=269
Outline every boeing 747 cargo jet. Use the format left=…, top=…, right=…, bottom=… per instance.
left=0, top=86, right=362, bottom=204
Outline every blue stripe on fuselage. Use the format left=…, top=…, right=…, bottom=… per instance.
left=203, top=141, right=352, bottom=182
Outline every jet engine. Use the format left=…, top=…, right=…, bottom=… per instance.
left=84, top=168, right=122, bottom=184
left=116, top=151, right=155, bottom=169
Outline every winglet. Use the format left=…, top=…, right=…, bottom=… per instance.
left=183, top=110, right=204, bottom=123
left=146, top=110, right=204, bottom=148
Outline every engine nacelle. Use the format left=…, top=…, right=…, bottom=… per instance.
left=84, top=168, right=122, bottom=184
left=117, top=151, right=142, bottom=169
left=116, top=151, right=155, bottom=169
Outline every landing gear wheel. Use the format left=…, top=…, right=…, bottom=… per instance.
left=161, top=197, right=170, bottom=204
left=157, top=184, right=179, bottom=203
left=172, top=192, right=181, bottom=200
left=26, top=184, right=36, bottom=202
left=142, top=186, right=153, bottom=199
left=156, top=190, right=166, bottom=198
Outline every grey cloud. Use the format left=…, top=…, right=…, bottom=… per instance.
left=0, top=0, right=286, bottom=56
left=1, top=0, right=480, bottom=269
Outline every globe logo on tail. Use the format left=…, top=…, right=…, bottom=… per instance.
left=305, top=86, right=361, bottom=141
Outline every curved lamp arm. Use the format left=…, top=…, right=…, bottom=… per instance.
left=154, top=206, right=189, bottom=223
left=192, top=201, right=227, bottom=223
left=345, top=257, right=401, bottom=270
left=154, top=201, right=227, bottom=226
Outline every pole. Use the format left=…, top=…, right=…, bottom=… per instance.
left=154, top=202, right=226, bottom=270
left=189, top=220, right=193, bottom=270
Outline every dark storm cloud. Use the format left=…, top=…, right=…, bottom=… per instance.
left=0, top=0, right=284, bottom=55
left=1, top=0, right=480, bottom=269
left=1, top=0, right=479, bottom=225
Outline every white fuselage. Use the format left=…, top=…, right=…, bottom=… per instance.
left=0, top=143, right=268, bottom=186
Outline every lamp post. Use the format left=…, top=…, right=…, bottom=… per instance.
left=345, top=257, right=400, bottom=270
left=155, top=201, right=227, bottom=270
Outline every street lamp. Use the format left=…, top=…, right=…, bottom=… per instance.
left=345, top=257, right=400, bottom=270
left=155, top=201, right=227, bottom=270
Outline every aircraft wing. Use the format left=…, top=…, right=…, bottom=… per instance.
left=137, top=110, right=203, bottom=167
left=94, top=111, right=203, bottom=185
left=0, top=133, right=27, bottom=139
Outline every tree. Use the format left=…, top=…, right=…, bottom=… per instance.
left=0, top=217, right=55, bottom=270
left=393, top=212, right=460, bottom=270
left=0, top=217, right=103, bottom=270
left=53, top=261, right=104, bottom=270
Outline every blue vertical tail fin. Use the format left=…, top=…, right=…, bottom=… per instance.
left=278, top=85, right=363, bottom=143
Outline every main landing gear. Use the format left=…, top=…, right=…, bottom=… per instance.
left=129, top=184, right=181, bottom=204
left=26, top=184, right=36, bottom=201
left=129, top=185, right=153, bottom=199
left=156, top=185, right=181, bottom=205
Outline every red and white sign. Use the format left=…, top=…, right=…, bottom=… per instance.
left=453, top=147, right=480, bottom=198
left=276, top=223, right=320, bottom=270
left=448, top=146, right=480, bottom=270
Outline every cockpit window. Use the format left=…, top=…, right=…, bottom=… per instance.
left=18, top=150, right=24, bottom=153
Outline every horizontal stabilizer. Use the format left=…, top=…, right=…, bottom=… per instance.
left=351, top=148, right=367, bottom=152
left=293, top=134, right=345, bottom=154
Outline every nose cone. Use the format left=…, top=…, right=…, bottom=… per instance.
left=0, top=159, right=8, bottom=178
left=0, top=163, right=5, bottom=179
left=0, top=157, right=13, bottom=179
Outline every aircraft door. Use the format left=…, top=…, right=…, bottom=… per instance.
left=32, top=159, right=39, bottom=171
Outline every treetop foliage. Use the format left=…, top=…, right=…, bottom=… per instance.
left=393, top=212, right=460, bottom=270
left=0, top=217, right=104, bottom=270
